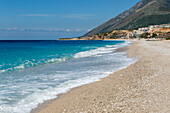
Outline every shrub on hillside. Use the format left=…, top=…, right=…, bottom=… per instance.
left=166, top=37, right=170, bottom=40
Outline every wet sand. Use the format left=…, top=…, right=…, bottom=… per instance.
left=32, top=40, right=170, bottom=113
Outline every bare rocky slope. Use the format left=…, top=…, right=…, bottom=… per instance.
left=84, top=0, right=170, bottom=36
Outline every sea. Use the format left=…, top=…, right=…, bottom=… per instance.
left=0, top=40, right=136, bottom=113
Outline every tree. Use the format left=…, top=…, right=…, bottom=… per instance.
left=152, top=33, right=157, bottom=38
left=140, top=33, right=150, bottom=38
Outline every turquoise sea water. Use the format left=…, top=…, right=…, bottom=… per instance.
left=0, top=40, right=135, bottom=113
left=0, top=40, right=124, bottom=73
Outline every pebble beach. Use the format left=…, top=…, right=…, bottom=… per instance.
left=32, top=40, right=170, bottom=113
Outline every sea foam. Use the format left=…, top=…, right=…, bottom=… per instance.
left=0, top=41, right=136, bottom=113
left=74, top=41, right=132, bottom=59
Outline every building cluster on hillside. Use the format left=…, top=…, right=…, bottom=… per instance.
left=138, top=24, right=170, bottom=32
left=128, top=24, right=170, bottom=38
left=86, top=24, right=170, bottom=40
left=59, top=24, right=170, bottom=40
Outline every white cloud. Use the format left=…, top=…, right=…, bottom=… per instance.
left=0, top=28, right=62, bottom=32
left=0, top=28, right=92, bottom=33
left=0, top=28, right=90, bottom=32
left=20, top=14, right=95, bottom=19
left=20, top=14, right=55, bottom=17
left=60, top=14, right=95, bottom=19
left=66, top=29, right=71, bottom=32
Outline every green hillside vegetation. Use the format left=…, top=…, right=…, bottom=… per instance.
left=85, top=0, right=170, bottom=36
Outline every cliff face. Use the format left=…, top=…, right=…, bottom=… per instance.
left=85, top=0, right=170, bottom=36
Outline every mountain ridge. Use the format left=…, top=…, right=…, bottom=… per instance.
left=84, top=0, right=170, bottom=36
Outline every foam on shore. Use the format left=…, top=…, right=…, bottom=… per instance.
left=0, top=41, right=136, bottom=113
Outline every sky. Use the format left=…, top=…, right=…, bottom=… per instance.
left=0, top=0, right=141, bottom=40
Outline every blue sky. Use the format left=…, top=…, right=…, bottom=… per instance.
left=0, top=0, right=141, bottom=40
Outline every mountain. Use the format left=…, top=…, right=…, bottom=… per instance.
left=84, top=0, right=170, bottom=36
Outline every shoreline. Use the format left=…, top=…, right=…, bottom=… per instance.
left=58, top=39, right=128, bottom=41
left=31, top=41, right=132, bottom=113
left=32, top=40, right=170, bottom=113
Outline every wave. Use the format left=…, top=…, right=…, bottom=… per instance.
left=0, top=73, right=108, bottom=113
left=0, top=57, right=68, bottom=74
left=0, top=69, right=6, bottom=73
left=0, top=41, right=132, bottom=74
left=0, top=64, right=135, bottom=113
left=74, top=41, right=132, bottom=59
left=0, top=41, right=136, bottom=113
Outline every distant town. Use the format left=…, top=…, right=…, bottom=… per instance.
left=59, top=24, right=170, bottom=40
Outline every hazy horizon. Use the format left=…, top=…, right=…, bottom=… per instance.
left=0, top=0, right=141, bottom=40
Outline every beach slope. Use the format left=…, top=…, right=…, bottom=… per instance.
left=34, top=40, right=170, bottom=113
